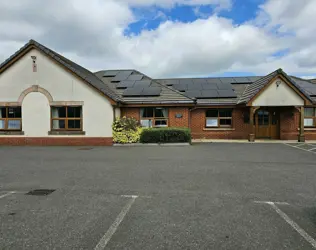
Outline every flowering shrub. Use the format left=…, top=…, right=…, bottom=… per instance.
left=112, top=117, right=141, bottom=144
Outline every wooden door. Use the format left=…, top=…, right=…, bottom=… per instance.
left=255, top=108, right=280, bottom=139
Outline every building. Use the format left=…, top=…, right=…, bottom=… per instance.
left=0, top=40, right=315, bottom=145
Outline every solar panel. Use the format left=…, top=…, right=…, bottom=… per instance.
left=161, top=79, right=180, bottom=86
left=111, top=71, right=133, bottom=82
left=218, top=89, right=237, bottom=98
left=179, top=79, right=194, bottom=85
left=116, top=80, right=135, bottom=89
left=185, top=90, right=202, bottom=98
left=187, top=83, right=202, bottom=90
left=220, top=78, right=235, bottom=84
left=142, top=87, right=162, bottom=96
left=173, top=83, right=188, bottom=91
left=202, top=83, right=218, bottom=90
left=207, top=78, right=221, bottom=84
left=134, top=80, right=152, bottom=88
left=201, top=90, right=219, bottom=98
left=103, top=70, right=119, bottom=77
left=193, top=79, right=207, bottom=84
left=217, top=83, right=232, bottom=90
left=233, top=77, right=252, bottom=83
left=127, top=74, right=143, bottom=81
left=122, top=88, right=143, bottom=96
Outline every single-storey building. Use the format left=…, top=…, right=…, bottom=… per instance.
left=0, top=40, right=315, bottom=145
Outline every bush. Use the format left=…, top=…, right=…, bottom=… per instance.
left=140, top=128, right=191, bottom=144
left=112, top=117, right=142, bottom=144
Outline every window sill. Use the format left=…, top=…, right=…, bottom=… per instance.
left=297, top=128, right=316, bottom=131
left=0, top=131, right=24, bottom=135
left=48, top=131, right=86, bottom=135
left=203, top=127, right=235, bottom=131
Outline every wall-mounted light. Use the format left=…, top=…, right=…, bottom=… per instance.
left=276, top=80, right=282, bottom=87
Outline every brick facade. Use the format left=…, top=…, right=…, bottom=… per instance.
left=190, top=108, right=250, bottom=139
left=121, top=106, right=316, bottom=140
left=0, top=137, right=113, bottom=146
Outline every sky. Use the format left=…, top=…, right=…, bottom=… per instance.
left=0, top=0, right=316, bottom=79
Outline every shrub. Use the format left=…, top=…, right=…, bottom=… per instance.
left=112, top=117, right=142, bottom=144
left=140, top=128, right=191, bottom=144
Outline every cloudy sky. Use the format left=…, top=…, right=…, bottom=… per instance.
left=0, top=0, right=316, bottom=79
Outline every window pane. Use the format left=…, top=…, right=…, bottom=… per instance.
left=0, top=107, right=6, bottom=118
left=206, top=110, right=218, bottom=117
left=219, top=109, right=232, bottom=117
left=52, top=107, right=66, bottom=118
left=220, top=119, right=232, bottom=126
left=141, top=108, right=154, bottom=118
left=140, top=119, right=152, bottom=128
left=243, top=112, right=250, bottom=124
left=53, top=120, right=66, bottom=129
left=68, top=120, right=81, bottom=129
left=67, top=107, right=81, bottom=118
left=0, top=120, right=5, bottom=129
left=8, top=120, right=21, bottom=129
left=155, top=108, right=168, bottom=118
left=206, top=118, right=218, bottom=127
left=155, top=119, right=168, bottom=127
left=8, top=107, right=21, bottom=118
left=304, top=108, right=314, bottom=117
left=304, top=118, right=314, bottom=127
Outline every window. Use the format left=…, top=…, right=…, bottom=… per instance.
left=304, top=108, right=316, bottom=127
left=140, top=107, right=168, bottom=128
left=51, top=106, right=82, bottom=131
left=206, top=109, right=232, bottom=128
left=0, top=107, right=22, bottom=130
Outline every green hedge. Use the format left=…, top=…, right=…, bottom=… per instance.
left=140, top=128, right=191, bottom=143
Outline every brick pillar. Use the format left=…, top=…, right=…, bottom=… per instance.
left=249, top=107, right=255, bottom=142
left=298, top=106, right=305, bottom=142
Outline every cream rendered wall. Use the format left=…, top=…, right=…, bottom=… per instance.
left=252, top=78, right=304, bottom=106
left=22, top=92, right=50, bottom=136
left=0, top=49, right=114, bottom=137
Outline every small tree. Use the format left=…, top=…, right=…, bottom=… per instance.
left=112, top=117, right=141, bottom=144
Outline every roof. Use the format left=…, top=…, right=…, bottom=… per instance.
left=238, top=69, right=314, bottom=104
left=1, top=39, right=315, bottom=106
left=94, top=70, right=194, bottom=104
left=155, top=77, right=262, bottom=105
left=0, top=40, right=121, bottom=102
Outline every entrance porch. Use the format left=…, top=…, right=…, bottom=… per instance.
left=248, top=106, right=305, bottom=142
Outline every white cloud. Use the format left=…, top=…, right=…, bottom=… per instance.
left=0, top=0, right=315, bottom=78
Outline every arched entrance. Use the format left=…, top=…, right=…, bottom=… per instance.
left=255, top=108, right=280, bottom=139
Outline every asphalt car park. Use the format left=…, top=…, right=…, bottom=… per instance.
left=0, top=143, right=316, bottom=250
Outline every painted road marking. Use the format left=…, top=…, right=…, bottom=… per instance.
left=255, top=201, right=316, bottom=249
left=0, top=191, right=15, bottom=199
left=284, top=143, right=316, bottom=154
left=308, top=148, right=316, bottom=151
left=94, top=195, right=138, bottom=250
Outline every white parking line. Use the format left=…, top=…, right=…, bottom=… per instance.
left=0, top=191, right=15, bottom=199
left=284, top=143, right=316, bottom=154
left=94, top=195, right=138, bottom=250
left=308, top=148, right=316, bottom=151
left=256, top=201, right=316, bottom=249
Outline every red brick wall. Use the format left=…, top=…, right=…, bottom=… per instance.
left=190, top=108, right=250, bottom=139
left=121, top=106, right=316, bottom=140
left=169, top=107, right=189, bottom=127
left=280, top=107, right=299, bottom=140
left=121, top=107, right=189, bottom=128
left=0, top=137, right=113, bottom=146
left=121, top=108, right=140, bottom=120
